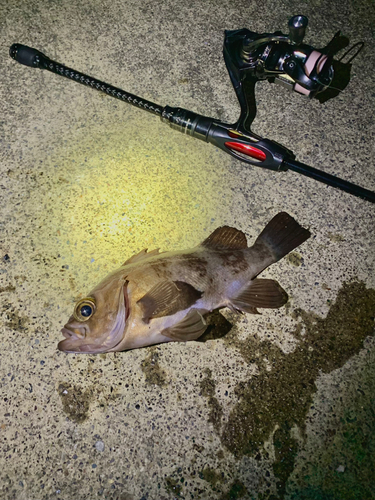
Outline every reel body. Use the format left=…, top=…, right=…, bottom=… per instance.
left=224, top=15, right=336, bottom=137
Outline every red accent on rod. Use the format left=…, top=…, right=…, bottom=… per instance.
left=228, top=130, right=241, bottom=138
left=225, top=141, right=266, bottom=161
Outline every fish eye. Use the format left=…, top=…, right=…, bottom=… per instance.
left=73, top=297, right=96, bottom=322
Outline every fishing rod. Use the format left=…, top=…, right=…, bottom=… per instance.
left=9, top=15, right=374, bottom=203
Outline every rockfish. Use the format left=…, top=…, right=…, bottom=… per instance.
left=59, top=212, right=310, bottom=354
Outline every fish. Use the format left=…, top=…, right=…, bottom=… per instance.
left=58, top=212, right=310, bottom=354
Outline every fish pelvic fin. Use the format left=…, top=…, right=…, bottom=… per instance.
left=161, top=309, right=208, bottom=341
left=229, top=278, right=288, bottom=313
left=253, top=212, right=310, bottom=265
left=137, top=280, right=203, bottom=323
left=201, top=226, right=248, bottom=250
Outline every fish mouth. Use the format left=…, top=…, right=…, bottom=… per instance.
left=58, top=325, right=121, bottom=354
left=61, top=327, right=77, bottom=339
left=58, top=325, right=100, bottom=353
left=58, top=335, right=106, bottom=354
left=60, top=324, right=87, bottom=341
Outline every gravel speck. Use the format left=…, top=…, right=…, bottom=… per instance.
left=95, top=441, right=105, bottom=452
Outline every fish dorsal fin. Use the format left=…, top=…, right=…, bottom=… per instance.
left=137, top=280, right=203, bottom=323
left=123, top=248, right=161, bottom=266
left=201, top=226, right=248, bottom=250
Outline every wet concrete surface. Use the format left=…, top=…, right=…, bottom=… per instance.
left=1, top=0, right=374, bottom=498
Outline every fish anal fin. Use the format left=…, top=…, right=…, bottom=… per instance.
left=137, top=280, right=203, bottom=323
left=230, top=278, right=288, bottom=313
left=161, top=309, right=208, bottom=341
left=202, top=226, right=248, bottom=250
left=123, top=248, right=161, bottom=266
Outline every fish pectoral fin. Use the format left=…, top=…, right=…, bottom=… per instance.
left=137, top=280, right=203, bottom=323
left=229, top=278, right=288, bottom=313
left=201, top=226, right=248, bottom=250
left=161, top=309, right=208, bottom=341
left=123, top=248, right=161, bottom=266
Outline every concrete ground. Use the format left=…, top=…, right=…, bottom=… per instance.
left=1, top=0, right=374, bottom=499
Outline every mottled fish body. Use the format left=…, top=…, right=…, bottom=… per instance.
left=59, top=212, right=310, bottom=354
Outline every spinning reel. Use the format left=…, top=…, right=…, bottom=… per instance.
left=9, top=15, right=374, bottom=202
left=230, top=15, right=334, bottom=99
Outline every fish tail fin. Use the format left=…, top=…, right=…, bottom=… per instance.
left=228, top=213, right=310, bottom=314
left=253, top=212, right=310, bottom=264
